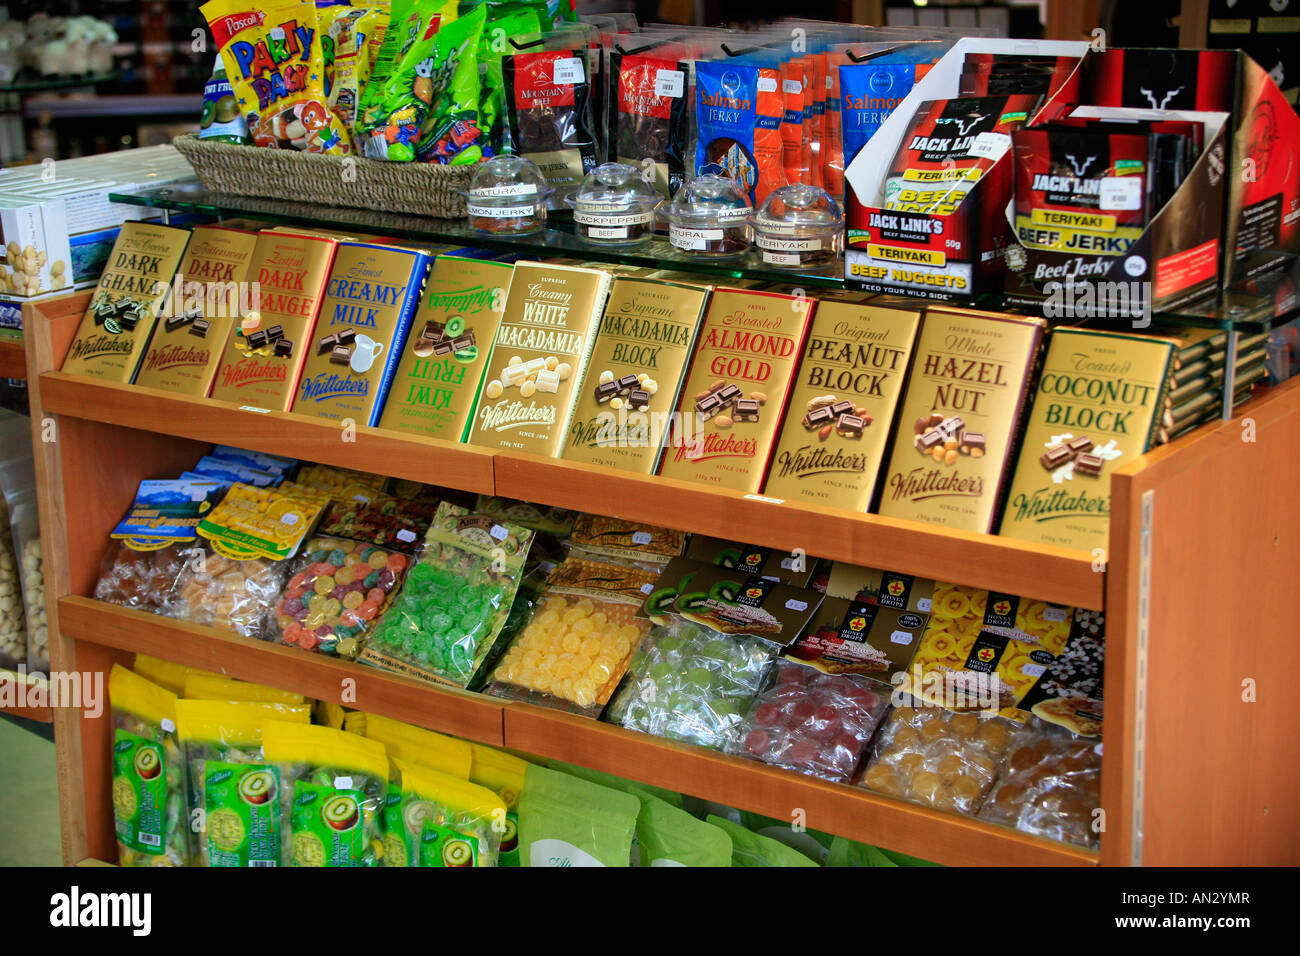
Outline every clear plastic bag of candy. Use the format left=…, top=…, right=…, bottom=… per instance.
left=93, top=541, right=191, bottom=615
left=359, top=501, right=534, bottom=688
left=167, top=545, right=287, bottom=639
left=725, top=660, right=891, bottom=783
left=979, top=719, right=1102, bottom=848
left=270, top=535, right=411, bottom=658
left=857, top=698, right=1030, bottom=817
left=605, top=617, right=779, bottom=749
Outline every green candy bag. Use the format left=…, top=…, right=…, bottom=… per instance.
left=383, top=758, right=507, bottom=867
left=706, top=815, right=820, bottom=868
left=477, top=4, right=543, bottom=155
left=413, top=4, right=487, bottom=163
left=355, top=0, right=422, bottom=137
left=518, top=765, right=639, bottom=867
left=637, top=795, right=732, bottom=867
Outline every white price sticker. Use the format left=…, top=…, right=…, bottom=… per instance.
left=757, top=76, right=778, bottom=93
left=161, top=718, right=176, bottom=733
left=490, top=524, right=509, bottom=541
left=239, top=405, right=271, bottom=414
left=333, top=776, right=353, bottom=790
left=917, top=597, right=932, bottom=613
left=785, top=599, right=808, bottom=612
left=640, top=582, right=654, bottom=594
left=783, top=79, right=802, bottom=94
left=655, top=69, right=685, bottom=98
left=631, top=531, right=652, bottom=545
left=968, top=131, right=1012, bottom=161
left=1021, top=663, right=1047, bottom=678
left=1043, top=606, right=1068, bottom=622
left=890, top=630, right=915, bottom=645
left=397, top=529, right=417, bottom=543
left=553, top=57, right=585, bottom=85
left=280, top=512, right=299, bottom=525
left=1100, top=176, right=1143, bottom=210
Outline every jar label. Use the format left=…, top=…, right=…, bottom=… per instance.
left=669, top=225, right=724, bottom=249
left=757, top=235, right=822, bottom=251
left=473, top=184, right=537, bottom=198
left=762, top=250, right=803, bottom=265
left=587, top=226, right=629, bottom=238
left=574, top=210, right=655, bottom=227
left=468, top=202, right=535, bottom=218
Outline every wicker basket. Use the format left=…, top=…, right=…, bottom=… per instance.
left=173, top=134, right=474, bottom=219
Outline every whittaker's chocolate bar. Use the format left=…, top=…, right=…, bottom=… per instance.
left=469, top=261, right=612, bottom=458
left=1000, top=327, right=1175, bottom=553
left=658, top=288, right=815, bottom=494
left=61, top=222, right=192, bottom=384
left=878, top=308, right=1045, bottom=534
left=291, top=242, right=432, bottom=427
left=210, top=230, right=339, bottom=411
left=763, top=300, right=921, bottom=512
left=564, top=277, right=710, bottom=475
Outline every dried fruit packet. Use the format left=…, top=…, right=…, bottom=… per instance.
left=201, top=0, right=354, bottom=153
left=382, top=757, right=506, bottom=867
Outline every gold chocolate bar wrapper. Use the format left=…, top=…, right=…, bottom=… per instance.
left=657, top=288, right=815, bottom=494
left=378, top=255, right=514, bottom=442
left=61, top=222, right=192, bottom=383
left=133, top=224, right=259, bottom=396
left=563, top=277, right=710, bottom=474
left=468, top=261, right=612, bottom=457
left=999, top=328, right=1175, bottom=553
left=877, top=308, right=1045, bottom=534
left=763, top=301, right=921, bottom=511
left=209, top=231, right=339, bottom=411
left=290, top=242, right=432, bottom=427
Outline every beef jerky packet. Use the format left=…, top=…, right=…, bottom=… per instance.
left=502, top=29, right=600, bottom=204
left=880, top=93, right=1043, bottom=216
left=608, top=36, right=691, bottom=198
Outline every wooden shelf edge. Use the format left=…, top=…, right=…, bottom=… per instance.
left=495, top=451, right=1104, bottom=609
left=0, top=338, right=25, bottom=380
left=0, top=668, right=52, bottom=722
left=37, top=371, right=496, bottom=496
left=57, top=596, right=505, bottom=746
left=503, top=702, right=1099, bottom=867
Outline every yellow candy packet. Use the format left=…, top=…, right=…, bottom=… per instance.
left=183, top=673, right=307, bottom=705
left=344, top=711, right=473, bottom=778
left=201, top=0, right=355, bottom=154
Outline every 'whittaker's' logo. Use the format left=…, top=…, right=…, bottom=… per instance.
left=477, top=399, right=557, bottom=433
left=219, top=358, right=287, bottom=388
left=66, top=334, right=134, bottom=363
left=299, top=373, right=370, bottom=402
left=772, top=445, right=868, bottom=479
left=1009, top=487, right=1109, bottom=523
left=143, top=344, right=209, bottom=372
left=888, top=466, right=984, bottom=502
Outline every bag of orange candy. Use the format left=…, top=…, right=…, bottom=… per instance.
left=201, top=0, right=354, bottom=154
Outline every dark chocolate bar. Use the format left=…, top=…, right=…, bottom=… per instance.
left=165, top=313, right=192, bottom=332
left=317, top=334, right=338, bottom=354
left=697, top=394, right=723, bottom=418
left=960, top=432, right=986, bottom=452
left=836, top=414, right=865, bottom=436
left=829, top=400, right=854, bottom=418
left=273, top=338, right=293, bottom=357
left=433, top=340, right=455, bottom=356
left=247, top=330, right=269, bottom=350
left=938, top=416, right=965, bottom=437
left=1066, top=435, right=1094, bottom=455
left=804, top=405, right=834, bottom=428
left=336, top=328, right=356, bottom=345
left=595, top=381, right=620, bottom=403
left=451, top=333, right=475, bottom=352
left=734, top=398, right=760, bottom=421
left=919, top=429, right=945, bottom=449
left=616, top=374, right=640, bottom=393
left=330, top=344, right=353, bottom=365
left=627, top=389, right=651, bottom=410
left=265, top=325, right=284, bottom=342
left=422, top=320, right=446, bottom=341
left=1040, top=445, right=1072, bottom=470
left=117, top=313, right=139, bottom=331
left=1074, top=453, right=1104, bottom=476
left=189, top=319, right=210, bottom=338
left=716, top=383, right=742, bottom=405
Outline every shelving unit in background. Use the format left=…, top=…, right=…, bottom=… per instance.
left=23, top=235, right=1300, bottom=865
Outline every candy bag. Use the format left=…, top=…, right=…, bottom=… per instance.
left=263, top=721, right=388, bottom=867
left=183, top=673, right=307, bottom=705
left=383, top=757, right=506, bottom=866
left=174, top=699, right=311, bottom=866
left=109, top=665, right=190, bottom=867
left=413, top=4, right=488, bottom=164
left=637, top=794, right=732, bottom=867
left=705, top=814, right=819, bottom=867
left=201, top=0, right=354, bottom=153
left=478, top=4, right=544, bottom=156
left=131, top=654, right=223, bottom=697
left=517, top=764, right=639, bottom=867
left=354, top=0, right=420, bottom=137
left=359, top=501, right=534, bottom=688
left=345, top=710, right=473, bottom=778
left=468, top=742, right=529, bottom=866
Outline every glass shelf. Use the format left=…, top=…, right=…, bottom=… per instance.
left=0, top=73, right=117, bottom=94
left=109, top=179, right=1299, bottom=332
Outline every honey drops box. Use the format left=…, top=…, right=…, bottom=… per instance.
left=291, top=242, right=432, bottom=427
left=378, top=255, right=515, bottom=442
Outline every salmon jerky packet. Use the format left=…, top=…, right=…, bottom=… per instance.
left=201, top=0, right=354, bottom=154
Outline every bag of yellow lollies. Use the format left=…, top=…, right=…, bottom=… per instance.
left=201, top=0, right=355, bottom=154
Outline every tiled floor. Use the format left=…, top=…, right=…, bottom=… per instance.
left=0, top=716, right=62, bottom=866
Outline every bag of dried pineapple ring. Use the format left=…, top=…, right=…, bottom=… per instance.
left=175, top=699, right=311, bottom=866
left=110, top=665, right=190, bottom=866
left=201, top=0, right=355, bottom=154
left=263, top=721, right=388, bottom=866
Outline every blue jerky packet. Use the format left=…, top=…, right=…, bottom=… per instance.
left=695, top=59, right=764, bottom=202
left=839, top=60, right=924, bottom=173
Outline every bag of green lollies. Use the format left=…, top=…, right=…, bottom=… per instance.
left=637, top=795, right=732, bottom=867
left=412, top=5, right=487, bottom=163
left=469, top=742, right=529, bottom=866
left=476, top=4, right=543, bottom=156
left=110, top=665, right=190, bottom=867
left=262, top=721, right=388, bottom=867
left=518, top=765, right=639, bottom=867
left=360, top=501, right=534, bottom=688
left=383, top=757, right=507, bottom=866
left=356, top=0, right=443, bottom=145
left=174, top=699, right=312, bottom=866
left=706, top=815, right=820, bottom=868
left=737, top=809, right=835, bottom=865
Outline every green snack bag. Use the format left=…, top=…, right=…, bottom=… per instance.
left=825, top=836, right=900, bottom=868
left=637, top=795, right=732, bottom=867
left=109, top=665, right=190, bottom=867
left=478, top=5, right=543, bottom=155
left=737, top=810, right=835, bottom=865
left=706, top=815, right=820, bottom=868
left=546, top=759, right=683, bottom=809
left=383, top=758, right=507, bottom=867
left=263, top=721, right=388, bottom=867
left=413, top=5, right=488, bottom=164
left=174, top=699, right=312, bottom=866
left=518, top=765, right=639, bottom=867
left=356, top=0, right=423, bottom=138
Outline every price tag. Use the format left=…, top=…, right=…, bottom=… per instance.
left=890, top=630, right=915, bottom=645
left=757, top=76, right=778, bottom=93
left=280, top=512, right=299, bottom=525
left=396, top=529, right=417, bottom=543
left=742, top=493, right=785, bottom=504
left=1100, top=176, right=1143, bottom=210
left=783, top=78, right=802, bottom=95
left=785, top=599, right=808, bottom=611
left=917, top=597, right=932, bottom=613
left=161, top=718, right=176, bottom=733
left=655, top=69, right=684, bottom=98
left=553, top=57, right=585, bottom=85
left=1021, top=663, right=1047, bottom=678
left=631, top=531, right=652, bottom=545
left=333, top=776, right=353, bottom=789
left=640, top=582, right=654, bottom=595
left=490, top=524, right=509, bottom=541
left=968, top=131, right=1011, bottom=161
left=239, top=405, right=271, bottom=414
left=1043, top=607, right=1069, bottom=622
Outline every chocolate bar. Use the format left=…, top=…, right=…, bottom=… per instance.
left=451, top=333, right=475, bottom=352
left=1040, top=445, right=1072, bottom=470
left=595, top=381, right=620, bottom=403
left=829, top=400, right=854, bottom=418
left=937, top=416, right=965, bottom=437
left=433, top=340, right=455, bottom=356
left=1066, top=435, right=1094, bottom=455
left=189, top=319, right=210, bottom=338
left=836, top=414, right=865, bottom=436
left=117, top=313, right=139, bottom=332
left=616, top=374, right=640, bottom=394
left=273, top=338, right=293, bottom=357
left=697, top=393, right=723, bottom=418
left=804, top=405, right=834, bottom=428
left=247, top=330, right=269, bottom=350
left=960, top=432, right=986, bottom=453
left=422, top=320, right=446, bottom=341
left=734, top=398, right=760, bottom=421
left=330, top=344, right=353, bottom=365
left=317, top=334, right=338, bottom=354
left=265, top=324, right=284, bottom=342
left=165, top=313, right=192, bottom=332
left=336, top=328, right=356, bottom=345
left=919, top=429, right=945, bottom=449
left=1074, top=453, right=1104, bottom=477
left=627, top=389, right=651, bottom=410
left=716, top=383, right=742, bottom=406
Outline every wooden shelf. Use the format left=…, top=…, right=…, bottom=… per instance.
left=0, top=338, right=24, bottom=379
left=56, top=593, right=1094, bottom=866
left=496, top=451, right=1102, bottom=609
left=58, top=596, right=505, bottom=746
left=38, top=372, right=496, bottom=497
left=0, top=667, right=52, bottom=722
left=503, top=702, right=1097, bottom=867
